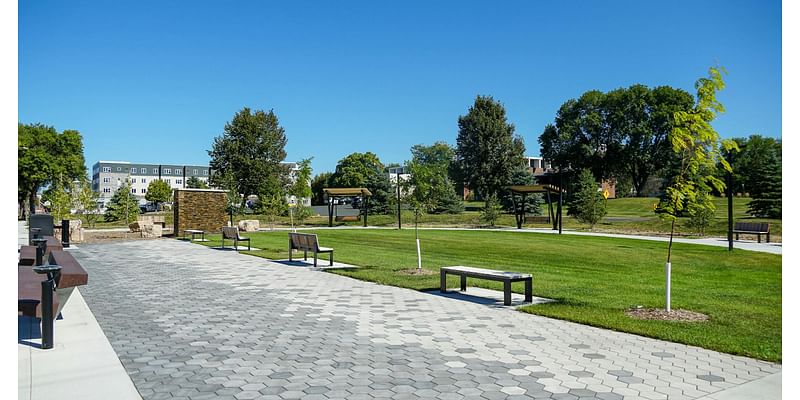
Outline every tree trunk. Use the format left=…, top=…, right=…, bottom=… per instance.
left=29, top=190, right=37, bottom=215
left=633, top=172, right=648, bottom=197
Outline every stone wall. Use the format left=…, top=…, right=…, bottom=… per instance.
left=173, top=189, right=228, bottom=237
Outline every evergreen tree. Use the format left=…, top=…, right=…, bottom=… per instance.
left=480, top=194, right=503, bottom=227
left=747, top=150, right=781, bottom=218
left=570, top=169, right=607, bottom=230
left=105, top=182, right=140, bottom=223
left=186, top=176, right=208, bottom=189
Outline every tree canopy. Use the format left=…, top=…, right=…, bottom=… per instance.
left=455, top=95, right=525, bottom=200
left=329, top=152, right=393, bottom=214
left=186, top=176, right=208, bottom=189
left=208, top=107, right=289, bottom=206
left=105, top=182, right=140, bottom=223
left=288, top=158, right=313, bottom=202
left=405, top=142, right=463, bottom=214
left=146, top=179, right=172, bottom=208
left=18, top=123, right=86, bottom=218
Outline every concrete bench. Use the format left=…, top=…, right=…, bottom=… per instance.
left=733, top=222, right=770, bottom=243
left=289, top=232, right=333, bottom=267
left=440, top=266, right=532, bottom=306
left=222, top=226, right=250, bottom=250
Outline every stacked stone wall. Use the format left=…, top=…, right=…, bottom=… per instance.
left=173, top=189, right=227, bottom=236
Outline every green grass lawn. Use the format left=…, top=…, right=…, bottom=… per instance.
left=197, top=228, right=782, bottom=362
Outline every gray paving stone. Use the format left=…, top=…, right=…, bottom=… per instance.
left=74, top=240, right=781, bottom=400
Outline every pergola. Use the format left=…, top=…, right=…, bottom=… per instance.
left=322, top=188, right=373, bottom=227
left=505, top=184, right=566, bottom=232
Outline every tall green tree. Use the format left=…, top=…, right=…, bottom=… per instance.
left=105, top=182, right=140, bottom=224
left=146, top=179, right=172, bottom=210
left=186, top=176, right=209, bottom=189
left=746, top=148, right=781, bottom=218
left=329, top=152, right=393, bottom=214
left=455, top=95, right=525, bottom=200
left=657, top=67, right=737, bottom=311
left=569, top=169, right=607, bottom=230
left=18, top=123, right=86, bottom=218
left=289, top=158, right=313, bottom=202
left=208, top=107, right=289, bottom=207
left=310, top=172, right=332, bottom=206
left=406, top=142, right=463, bottom=214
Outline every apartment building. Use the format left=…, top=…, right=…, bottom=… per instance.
left=91, top=161, right=211, bottom=209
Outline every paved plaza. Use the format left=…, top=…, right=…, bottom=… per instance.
left=71, top=239, right=780, bottom=400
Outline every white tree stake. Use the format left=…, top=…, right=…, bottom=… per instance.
left=416, top=238, right=422, bottom=270
left=665, top=262, right=671, bottom=312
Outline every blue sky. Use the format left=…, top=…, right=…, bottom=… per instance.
left=18, top=0, right=781, bottom=176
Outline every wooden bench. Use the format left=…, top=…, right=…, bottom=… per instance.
left=334, top=215, right=360, bottom=222
left=440, top=266, right=532, bottom=306
left=222, top=226, right=250, bottom=250
left=733, top=222, right=771, bottom=243
left=524, top=215, right=551, bottom=224
left=19, top=248, right=89, bottom=319
left=289, top=232, right=334, bottom=267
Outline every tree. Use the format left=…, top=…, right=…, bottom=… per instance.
left=656, top=66, right=737, bottom=312
left=105, top=182, right=140, bottom=224
left=18, top=123, right=86, bottom=218
left=310, top=172, right=332, bottom=205
left=570, top=169, right=607, bottom=230
left=329, top=152, right=393, bottom=214
left=186, top=176, right=208, bottom=189
left=746, top=148, right=781, bottom=218
left=480, top=194, right=502, bottom=227
left=686, top=192, right=715, bottom=235
left=289, top=158, right=313, bottom=202
left=75, top=179, right=101, bottom=228
left=406, top=142, right=463, bottom=214
left=208, top=107, right=289, bottom=208
left=42, top=183, right=72, bottom=222
left=455, top=95, right=525, bottom=200
left=146, top=180, right=172, bottom=210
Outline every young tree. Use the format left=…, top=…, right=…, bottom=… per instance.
left=146, top=180, right=172, bottom=210
left=208, top=107, right=289, bottom=208
left=480, top=194, right=503, bottom=227
left=186, top=176, right=208, bottom=189
left=260, top=193, right=287, bottom=230
left=105, top=182, right=140, bottom=224
left=656, top=66, right=737, bottom=312
left=569, top=169, right=607, bottom=230
left=42, top=183, right=72, bottom=222
left=76, top=179, right=101, bottom=228
left=406, top=142, right=463, bottom=215
left=18, top=123, right=86, bottom=218
left=289, top=158, right=313, bottom=202
left=455, top=95, right=525, bottom=200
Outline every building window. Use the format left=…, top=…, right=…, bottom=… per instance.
left=131, top=178, right=136, bottom=183
left=203, top=170, right=208, bottom=175
left=103, top=188, right=111, bottom=193
left=141, top=178, right=146, bottom=184
left=176, top=179, right=182, bottom=184
left=164, top=168, right=171, bottom=174
left=141, top=188, right=146, bottom=193
left=117, top=167, right=121, bottom=171
left=103, top=177, right=110, bottom=183
left=102, top=167, right=111, bottom=172
left=165, top=179, right=170, bottom=184
left=176, top=168, right=182, bottom=175
left=131, top=189, right=136, bottom=194
left=193, top=169, right=198, bottom=175
left=153, top=168, right=158, bottom=174
left=131, top=167, right=137, bottom=173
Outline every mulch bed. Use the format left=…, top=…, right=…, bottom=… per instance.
left=626, top=307, right=709, bottom=322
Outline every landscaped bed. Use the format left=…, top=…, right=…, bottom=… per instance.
left=199, top=228, right=781, bottom=362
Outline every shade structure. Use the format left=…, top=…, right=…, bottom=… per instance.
left=504, top=184, right=566, bottom=232
left=323, top=188, right=373, bottom=227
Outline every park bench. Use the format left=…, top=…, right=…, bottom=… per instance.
left=183, top=229, right=205, bottom=242
left=524, top=215, right=551, bottom=224
left=334, top=215, right=360, bottom=222
left=18, top=248, right=88, bottom=318
left=222, top=226, right=250, bottom=250
left=440, top=266, right=532, bottom=306
left=733, top=222, right=771, bottom=243
left=288, top=232, right=334, bottom=267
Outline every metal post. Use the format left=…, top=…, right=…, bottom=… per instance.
left=61, top=219, right=70, bottom=248
left=727, top=151, right=734, bottom=251
left=33, top=264, right=61, bottom=350
left=364, top=197, right=369, bottom=227
left=397, top=180, right=402, bottom=230
left=558, top=174, right=563, bottom=235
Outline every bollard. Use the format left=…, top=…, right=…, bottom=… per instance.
left=61, top=219, right=70, bottom=248
left=29, top=228, right=42, bottom=245
left=32, top=263, right=62, bottom=350
left=32, top=237, right=48, bottom=265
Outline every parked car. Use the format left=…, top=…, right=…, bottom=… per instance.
left=139, top=203, right=156, bottom=213
left=351, top=197, right=362, bottom=209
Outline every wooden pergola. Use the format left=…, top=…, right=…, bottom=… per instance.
left=322, top=188, right=373, bottom=227
left=505, top=184, right=566, bottom=232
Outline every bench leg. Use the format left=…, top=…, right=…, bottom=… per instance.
left=735, top=232, right=739, bottom=240
left=289, top=240, right=293, bottom=261
left=329, top=251, right=333, bottom=266
left=757, top=234, right=761, bottom=244
left=440, top=270, right=447, bottom=293
left=314, top=251, right=318, bottom=268
left=460, top=275, right=467, bottom=292
left=525, top=279, right=533, bottom=303
left=504, top=280, right=512, bottom=306
left=304, top=250, right=307, bottom=261
left=767, top=233, right=770, bottom=243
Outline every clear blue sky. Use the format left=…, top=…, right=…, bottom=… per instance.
left=19, top=0, right=781, bottom=176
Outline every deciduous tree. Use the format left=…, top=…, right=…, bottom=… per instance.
left=329, top=152, right=393, bottom=214
left=406, top=142, right=463, bottom=214
left=146, top=180, right=172, bottom=210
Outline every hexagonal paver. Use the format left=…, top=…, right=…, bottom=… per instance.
left=500, top=386, right=526, bottom=395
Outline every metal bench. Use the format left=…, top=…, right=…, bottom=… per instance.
left=183, top=229, right=205, bottom=242
left=440, top=266, right=532, bottom=306
left=733, top=222, right=771, bottom=243
left=289, top=232, right=334, bottom=267
left=222, top=226, right=250, bottom=250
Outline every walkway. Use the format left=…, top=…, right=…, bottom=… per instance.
left=72, top=239, right=780, bottom=400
